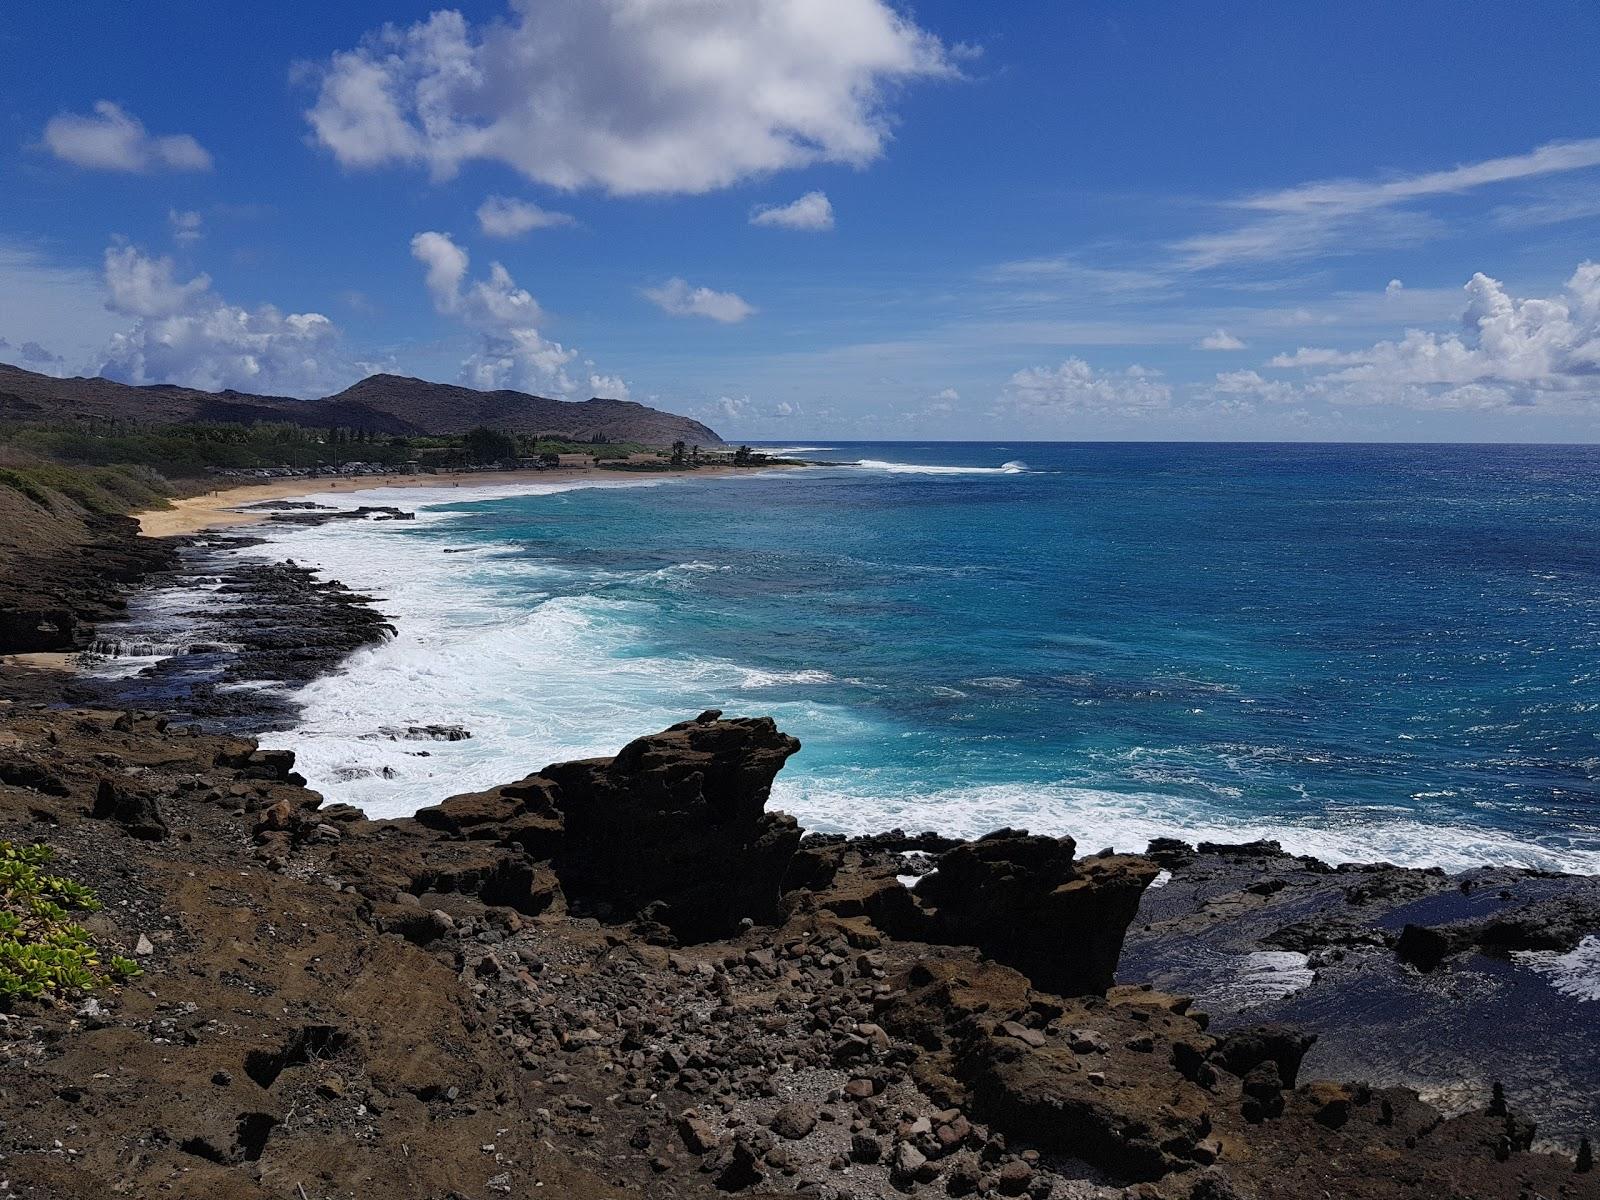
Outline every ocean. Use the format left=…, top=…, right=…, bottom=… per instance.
left=231, top=441, right=1600, bottom=873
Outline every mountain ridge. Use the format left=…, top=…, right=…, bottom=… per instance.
left=0, top=362, right=722, bottom=446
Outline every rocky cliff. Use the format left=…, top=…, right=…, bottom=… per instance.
left=0, top=706, right=1593, bottom=1199
left=0, top=485, right=176, bottom=655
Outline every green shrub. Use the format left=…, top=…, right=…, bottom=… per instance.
left=0, top=840, right=140, bottom=1006
left=0, top=468, right=51, bottom=508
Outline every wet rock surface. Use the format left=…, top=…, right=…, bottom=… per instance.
left=0, top=509, right=178, bottom=655
left=1, top=708, right=1595, bottom=1199
left=62, top=532, right=397, bottom=730
left=1119, top=839, right=1600, bottom=1143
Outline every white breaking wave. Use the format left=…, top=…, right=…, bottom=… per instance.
left=1196, top=951, right=1316, bottom=1010
left=229, top=477, right=1600, bottom=876
left=855, top=459, right=1028, bottom=475
left=1515, top=936, right=1600, bottom=1002
left=760, top=446, right=835, bottom=456
left=737, top=667, right=837, bottom=689
left=242, top=483, right=878, bottom=818
left=769, top=778, right=1600, bottom=874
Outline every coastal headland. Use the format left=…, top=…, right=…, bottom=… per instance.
left=0, top=478, right=1596, bottom=1199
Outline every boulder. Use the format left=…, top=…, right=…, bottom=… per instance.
left=90, top=778, right=168, bottom=840
left=913, top=828, right=1159, bottom=995
left=542, top=713, right=802, bottom=940
left=768, top=1103, right=817, bottom=1140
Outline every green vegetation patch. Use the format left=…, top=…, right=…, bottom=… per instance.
left=0, top=461, right=173, bottom=515
left=1, top=416, right=662, bottom=481
left=0, top=840, right=140, bottom=1005
left=0, top=467, right=53, bottom=508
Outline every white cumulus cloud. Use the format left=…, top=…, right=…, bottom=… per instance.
left=42, top=102, right=212, bottom=172
left=1006, top=358, right=1171, bottom=414
left=586, top=372, right=630, bottom=401
left=96, top=245, right=346, bottom=396
left=1208, top=369, right=1306, bottom=406
left=1266, top=263, right=1600, bottom=408
left=411, top=230, right=619, bottom=396
left=476, top=195, right=575, bottom=238
left=304, top=0, right=950, bottom=195
left=1197, top=329, right=1246, bottom=351
left=751, top=191, right=835, bottom=231
left=643, top=278, right=755, bottom=324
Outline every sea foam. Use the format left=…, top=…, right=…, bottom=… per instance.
left=235, top=469, right=1600, bottom=875
left=855, top=459, right=1028, bottom=475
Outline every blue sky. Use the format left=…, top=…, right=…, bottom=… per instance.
left=2, top=0, right=1598, bottom=441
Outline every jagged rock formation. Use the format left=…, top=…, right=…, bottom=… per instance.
left=417, top=711, right=803, bottom=939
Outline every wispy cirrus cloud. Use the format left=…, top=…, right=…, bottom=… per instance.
left=1173, top=136, right=1600, bottom=270
left=1242, top=138, right=1600, bottom=215
left=1492, top=183, right=1600, bottom=229
left=168, top=209, right=204, bottom=244
left=983, top=255, right=1172, bottom=296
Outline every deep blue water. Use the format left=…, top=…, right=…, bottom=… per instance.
left=260, top=442, right=1600, bottom=871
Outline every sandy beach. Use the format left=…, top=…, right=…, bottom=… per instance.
left=0, top=651, right=78, bottom=673
left=134, top=464, right=757, bottom=538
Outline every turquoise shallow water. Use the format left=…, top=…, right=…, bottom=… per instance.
left=256, top=442, right=1600, bottom=871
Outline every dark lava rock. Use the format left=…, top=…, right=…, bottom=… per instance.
left=913, top=828, right=1159, bottom=995
left=91, top=779, right=168, bottom=840
left=1145, top=837, right=1197, bottom=868
left=541, top=712, right=802, bottom=940
left=768, top=1103, right=817, bottom=1140
left=1397, top=894, right=1600, bottom=970
left=1208, top=1025, right=1316, bottom=1088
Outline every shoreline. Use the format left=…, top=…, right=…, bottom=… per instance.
left=134, top=462, right=776, bottom=538
left=110, top=463, right=1600, bottom=878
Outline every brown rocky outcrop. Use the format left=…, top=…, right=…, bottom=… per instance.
left=415, top=710, right=803, bottom=940
left=543, top=710, right=802, bottom=939
left=914, top=829, right=1160, bottom=995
